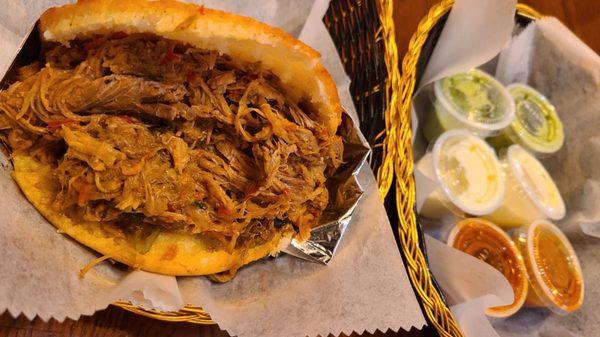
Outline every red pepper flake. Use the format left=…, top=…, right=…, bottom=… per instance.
left=46, top=119, right=75, bottom=131
left=282, top=188, right=290, bottom=196
left=161, top=46, right=181, bottom=65
left=198, top=5, right=206, bottom=14
left=217, top=207, right=231, bottom=217
left=185, top=71, right=197, bottom=83
left=118, top=115, right=134, bottom=124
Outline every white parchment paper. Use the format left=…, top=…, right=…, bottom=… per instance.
left=491, top=17, right=600, bottom=337
left=0, top=0, right=426, bottom=336
left=411, top=4, right=520, bottom=336
left=411, top=0, right=516, bottom=158
left=426, top=236, right=513, bottom=337
left=412, top=0, right=600, bottom=335
left=418, top=0, right=517, bottom=87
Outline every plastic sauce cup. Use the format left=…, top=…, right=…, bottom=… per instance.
left=487, top=83, right=564, bottom=156
left=417, top=129, right=505, bottom=219
left=448, top=218, right=528, bottom=317
left=513, top=220, right=584, bottom=314
left=424, top=69, right=515, bottom=142
left=484, top=145, right=565, bottom=227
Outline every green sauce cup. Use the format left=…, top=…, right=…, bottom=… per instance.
left=424, top=69, right=515, bottom=142
left=488, top=83, right=564, bottom=156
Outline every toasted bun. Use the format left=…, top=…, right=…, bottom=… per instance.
left=39, top=0, right=342, bottom=135
left=12, top=154, right=292, bottom=276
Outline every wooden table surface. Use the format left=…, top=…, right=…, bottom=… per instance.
left=1, top=1, right=598, bottom=337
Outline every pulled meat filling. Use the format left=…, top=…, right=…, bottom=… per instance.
left=0, top=34, right=343, bottom=251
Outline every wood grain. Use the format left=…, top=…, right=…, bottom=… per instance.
left=1, top=1, right=598, bottom=336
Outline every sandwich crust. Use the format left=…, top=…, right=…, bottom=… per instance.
left=40, top=0, right=342, bottom=135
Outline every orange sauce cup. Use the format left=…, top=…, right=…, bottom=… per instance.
left=513, top=219, right=584, bottom=314
left=448, top=218, right=528, bottom=317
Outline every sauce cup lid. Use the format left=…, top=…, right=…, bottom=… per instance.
left=434, top=69, right=515, bottom=133
left=515, top=219, right=584, bottom=314
left=432, top=129, right=505, bottom=216
left=448, top=218, right=528, bottom=317
left=505, top=145, right=566, bottom=220
left=506, top=83, right=564, bottom=154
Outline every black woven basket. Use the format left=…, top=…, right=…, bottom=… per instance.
left=325, top=1, right=446, bottom=336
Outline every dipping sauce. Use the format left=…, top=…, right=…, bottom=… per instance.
left=424, top=69, right=515, bottom=141
left=514, top=220, right=584, bottom=314
left=488, top=83, right=564, bottom=156
left=485, top=145, right=565, bottom=227
left=417, top=129, right=505, bottom=219
left=448, top=218, right=528, bottom=317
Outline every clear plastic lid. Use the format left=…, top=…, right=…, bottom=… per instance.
left=432, top=129, right=505, bottom=216
left=505, top=145, right=565, bottom=220
left=506, top=84, right=564, bottom=154
left=514, top=219, right=584, bottom=314
left=447, top=218, right=528, bottom=317
left=434, top=69, right=515, bottom=132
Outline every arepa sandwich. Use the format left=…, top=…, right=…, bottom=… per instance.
left=0, top=0, right=343, bottom=277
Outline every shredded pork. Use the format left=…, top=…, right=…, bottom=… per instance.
left=0, top=33, right=342, bottom=252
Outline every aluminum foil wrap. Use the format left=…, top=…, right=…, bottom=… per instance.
left=285, top=114, right=370, bottom=264
left=1, top=24, right=371, bottom=266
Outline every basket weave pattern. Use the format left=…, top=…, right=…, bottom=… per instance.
left=395, top=2, right=465, bottom=335
left=324, top=0, right=396, bottom=197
